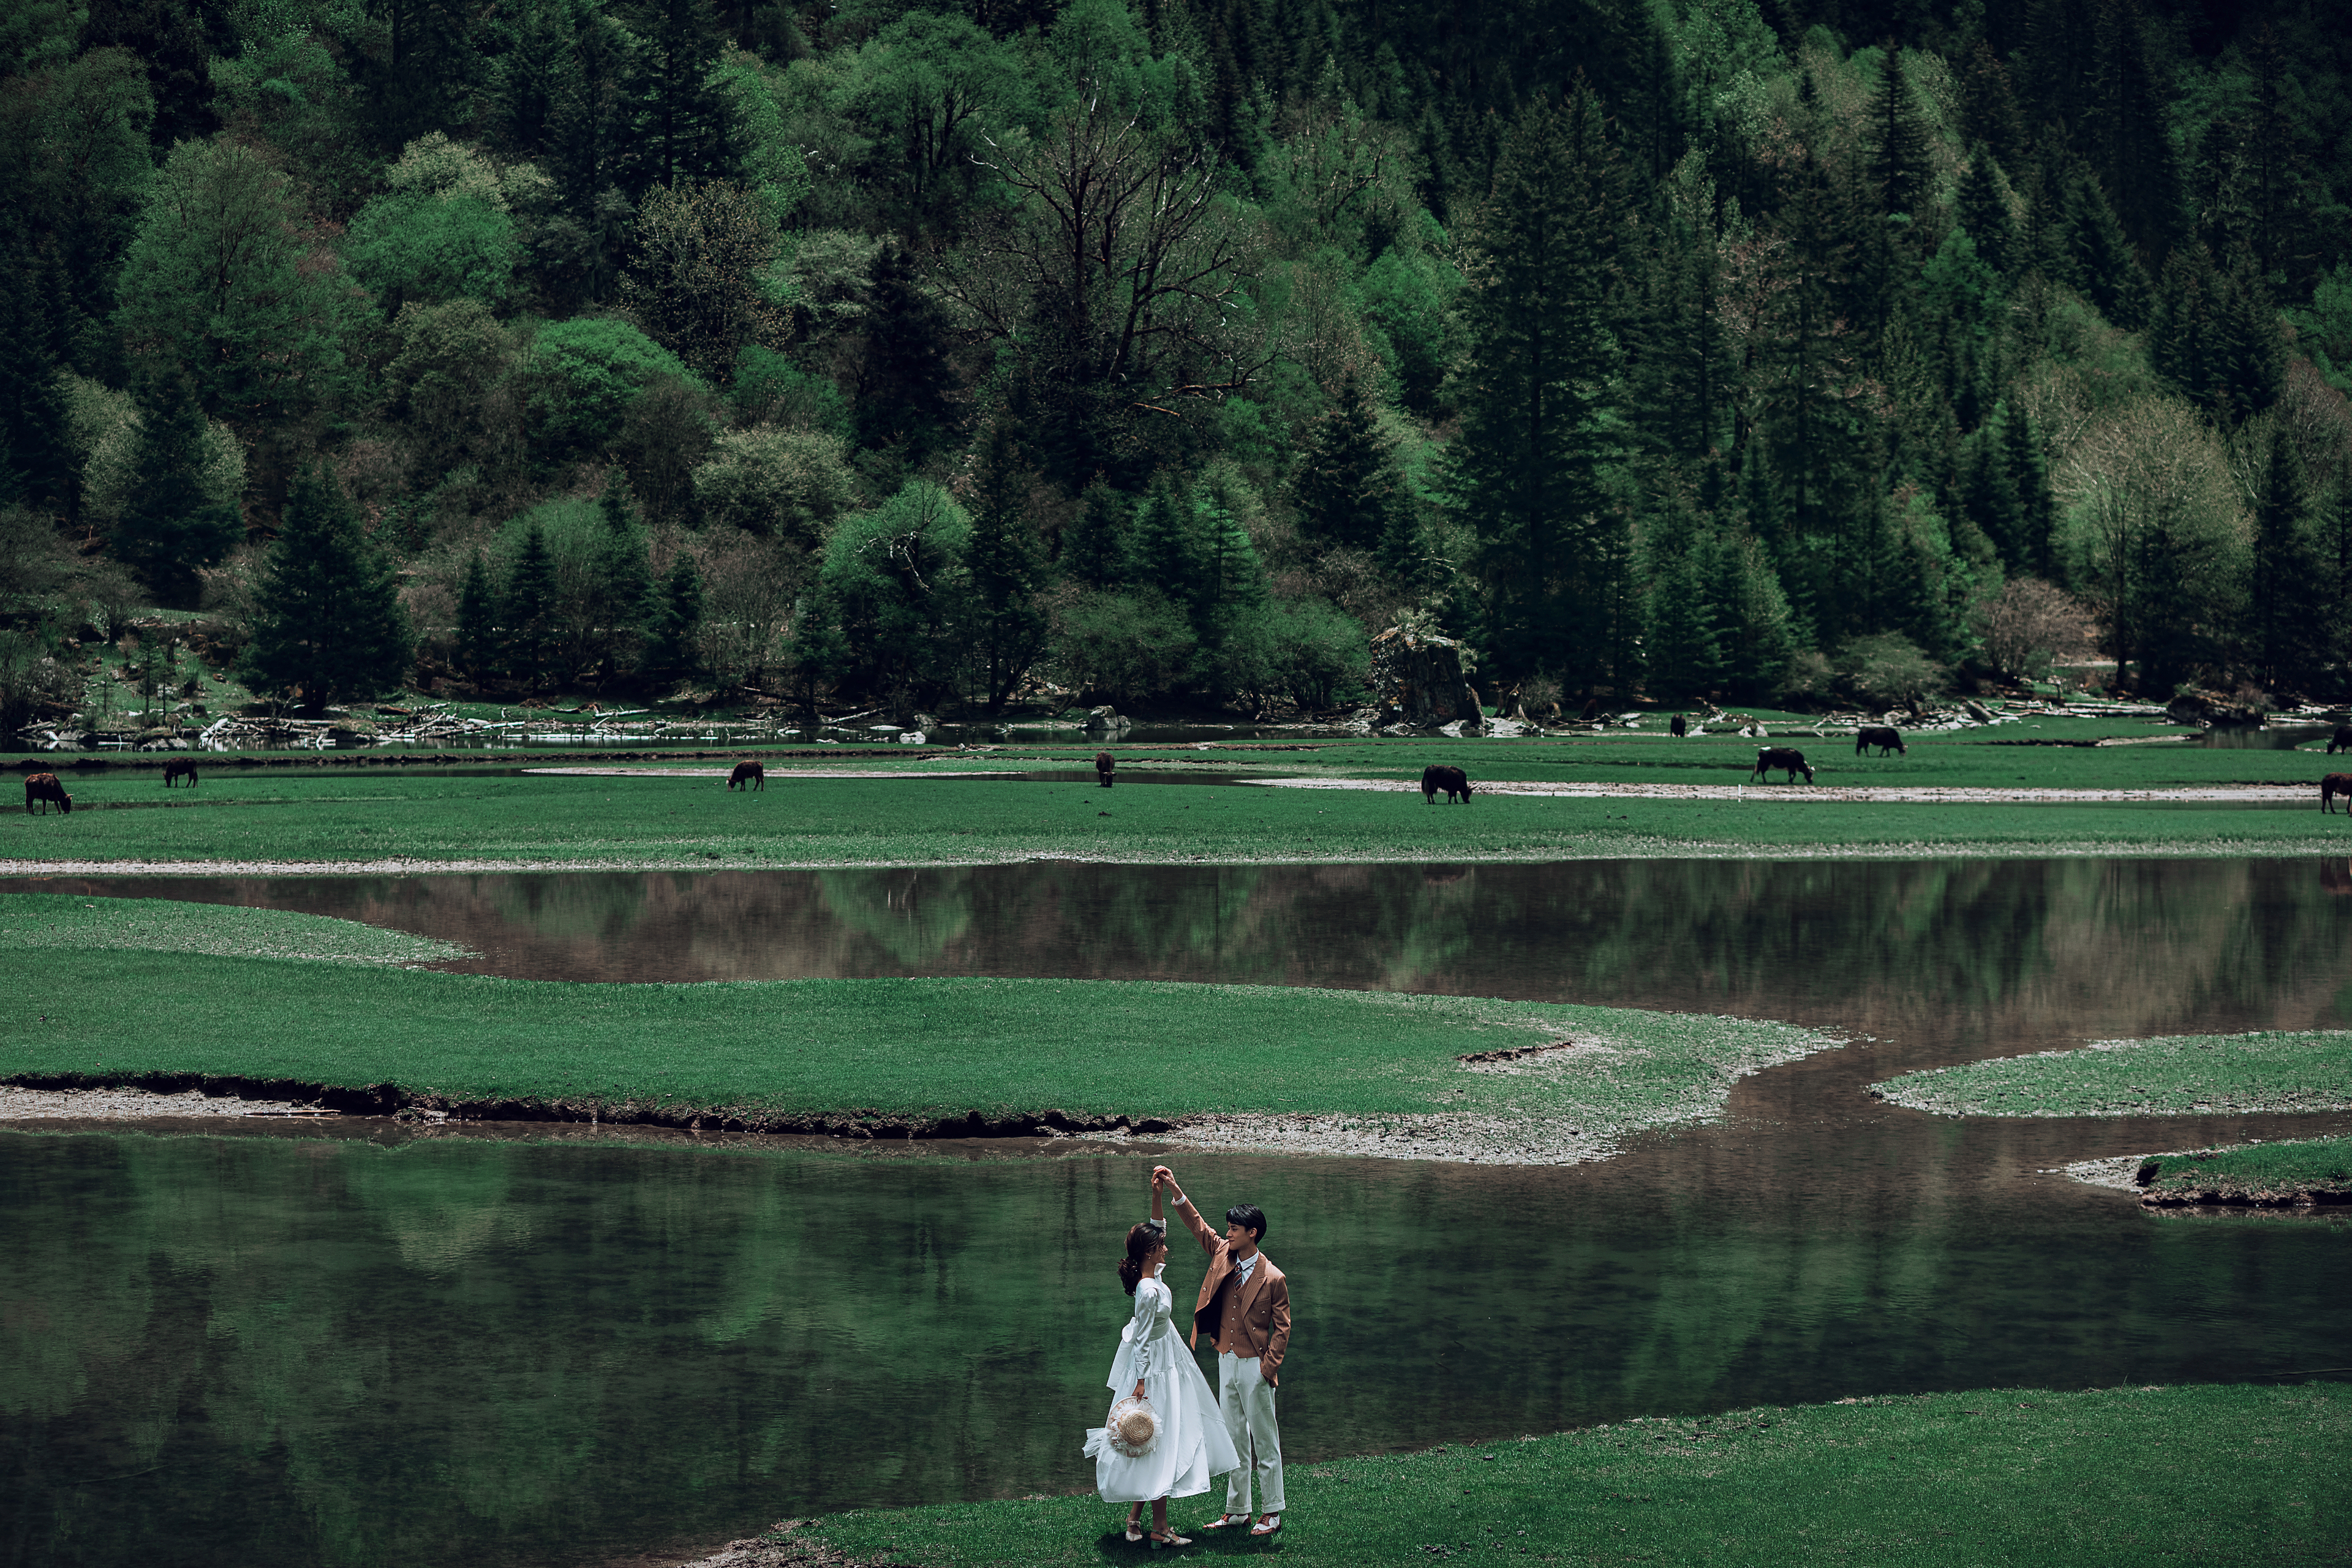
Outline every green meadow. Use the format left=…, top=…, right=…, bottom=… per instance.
left=8, top=727, right=2352, bottom=868
left=797, top=1383, right=2348, bottom=1567
left=2138, top=1137, right=2352, bottom=1200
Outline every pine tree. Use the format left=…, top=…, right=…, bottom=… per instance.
left=1868, top=44, right=1932, bottom=219
left=1956, top=144, right=2019, bottom=278
left=1449, top=86, right=1634, bottom=688
left=593, top=472, right=652, bottom=679
left=2003, top=402, right=2057, bottom=581
left=2062, top=165, right=2152, bottom=330
left=455, top=549, right=501, bottom=691
left=238, top=465, right=413, bottom=709
left=2246, top=419, right=2318, bottom=689
left=962, top=421, right=1049, bottom=712
left=0, top=252, right=75, bottom=516
left=1289, top=372, right=1396, bottom=551
left=625, top=0, right=736, bottom=195
left=111, top=368, right=243, bottom=608
left=643, top=549, right=704, bottom=677
left=1644, top=527, right=1724, bottom=705
left=504, top=519, right=558, bottom=687
left=1062, top=482, right=1133, bottom=589
left=1958, top=412, right=2027, bottom=571
left=1133, top=472, right=1207, bottom=616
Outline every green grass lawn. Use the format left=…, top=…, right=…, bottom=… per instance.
left=2139, top=1136, right=2352, bottom=1200
left=0, top=895, right=1833, bottom=1133
left=793, top=1382, right=2347, bottom=1567
left=9, top=760, right=2352, bottom=868
left=1872, top=1029, right=2352, bottom=1117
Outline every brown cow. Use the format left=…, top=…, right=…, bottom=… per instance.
left=1669, top=714, right=1687, bottom=737
left=1096, top=750, right=1115, bottom=788
left=1420, top=764, right=1471, bottom=804
left=1855, top=726, right=1906, bottom=756
left=2329, top=727, right=2352, bottom=755
left=24, top=773, right=71, bottom=815
left=728, top=760, right=764, bottom=792
left=2323, top=774, right=2352, bottom=813
left=163, top=758, right=199, bottom=788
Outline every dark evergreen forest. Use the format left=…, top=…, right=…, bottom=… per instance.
left=4, top=0, right=2350, bottom=720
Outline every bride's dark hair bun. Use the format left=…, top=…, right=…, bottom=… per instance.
left=1117, top=1221, right=1162, bottom=1295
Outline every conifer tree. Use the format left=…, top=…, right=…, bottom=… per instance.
left=111, top=369, right=243, bottom=608
left=626, top=0, right=736, bottom=194
left=1956, top=145, right=2019, bottom=278
left=238, top=466, right=413, bottom=709
left=1290, top=372, right=1395, bottom=552
left=1450, top=85, right=1633, bottom=688
left=1133, top=472, right=1207, bottom=616
left=504, top=519, right=558, bottom=687
left=962, top=421, right=1049, bottom=712
left=594, top=471, right=652, bottom=677
left=1062, top=481, right=1133, bottom=589
left=2061, top=167, right=2151, bottom=330
left=1868, top=44, right=1932, bottom=219
left=2245, top=419, right=2318, bottom=689
left=643, top=549, right=704, bottom=677
left=2003, top=402, right=2057, bottom=579
left=0, top=255, right=75, bottom=516
left=455, top=549, right=500, bottom=691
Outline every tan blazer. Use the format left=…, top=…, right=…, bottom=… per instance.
left=1175, top=1198, right=1291, bottom=1378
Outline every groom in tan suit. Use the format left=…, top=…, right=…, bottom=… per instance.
left=1152, top=1165, right=1289, bottom=1537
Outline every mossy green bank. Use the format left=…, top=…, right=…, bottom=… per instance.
left=1, top=896, right=1831, bottom=1138
left=794, top=1382, right=2346, bottom=1567
left=1874, top=1028, right=2352, bottom=1118
left=2138, top=1136, right=2352, bottom=1202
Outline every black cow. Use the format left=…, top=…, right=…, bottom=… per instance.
left=727, top=760, right=764, bottom=792
left=1855, top=726, right=1905, bottom=756
left=24, top=772, right=71, bottom=814
left=1670, top=714, right=1687, bottom=737
left=1096, top=750, right=1115, bottom=788
left=2329, top=727, right=2352, bottom=755
left=1421, top=765, right=1472, bottom=804
left=2324, top=774, right=2352, bottom=814
left=163, top=758, right=199, bottom=787
left=1752, top=747, right=1815, bottom=784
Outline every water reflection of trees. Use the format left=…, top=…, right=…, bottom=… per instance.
left=6, top=1131, right=2347, bottom=1568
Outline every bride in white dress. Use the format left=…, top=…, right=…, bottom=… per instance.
left=1084, top=1172, right=1240, bottom=1548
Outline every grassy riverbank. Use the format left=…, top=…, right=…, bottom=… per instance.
left=8, top=764, right=2352, bottom=870
left=0, top=897, right=1831, bottom=1153
left=2138, top=1137, right=2352, bottom=1203
left=782, top=1382, right=2345, bottom=1567
left=1872, top=1029, right=2352, bottom=1117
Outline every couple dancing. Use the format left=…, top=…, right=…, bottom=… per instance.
left=1082, top=1164, right=1289, bottom=1548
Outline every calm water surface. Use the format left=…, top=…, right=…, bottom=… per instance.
left=5, top=858, right=2351, bottom=1568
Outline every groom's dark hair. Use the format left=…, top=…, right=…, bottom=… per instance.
left=1226, top=1204, right=1267, bottom=1242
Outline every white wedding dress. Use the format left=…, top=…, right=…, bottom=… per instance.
left=1083, top=1262, right=1240, bottom=1503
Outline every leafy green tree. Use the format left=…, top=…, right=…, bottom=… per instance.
left=619, top=179, right=786, bottom=383
left=238, top=466, right=413, bottom=709
left=503, top=519, right=559, bottom=686
left=110, top=369, right=242, bottom=607
left=841, top=10, right=1025, bottom=239
left=815, top=480, right=971, bottom=711
left=454, top=549, right=500, bottom=690
left=113, top=138, right=360, bottom=498
left=961, top=422, right=1049, bottom=713
left=526, top=317, right=699, bottom=456
left=1449, top=86, right=1634, bottom=689
left=344, top=134, right=526, bottom=315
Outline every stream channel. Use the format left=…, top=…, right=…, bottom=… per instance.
left=6, top=858, right=2352, bottom=1568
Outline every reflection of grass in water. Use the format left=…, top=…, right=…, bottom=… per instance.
left=0, top=892, right=469, bottom=965
left=10, top=769, right=2352, bottom=867
left=2143, top=1136, right=2352, bottom=1198
left=1, top=895, right=1833, bottom=1130
left=1872, top=1029, right=2352, bottom=1117
left=806, top=1383, right=2346, bottom=1566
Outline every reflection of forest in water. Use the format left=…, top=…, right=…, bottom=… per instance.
left=7, top=1129, right=2349, bottom=1568
left=31, top=858, right=2352, bottom=1060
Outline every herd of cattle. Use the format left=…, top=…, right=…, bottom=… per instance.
left=25, top=725, right=2352, bottom=815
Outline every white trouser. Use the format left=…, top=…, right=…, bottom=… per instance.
left=1218, top=1351, right=1283, bottom=1515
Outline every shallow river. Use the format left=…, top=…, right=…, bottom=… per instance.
left=5, top=858, right=2351, bottom=1568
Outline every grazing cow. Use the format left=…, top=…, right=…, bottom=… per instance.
left=1751, top=747, right=1815, bottom=784
left=1670, top=714, right=1687, bottom=737
left=727, top=760, right=764, bottom=792
left=2323, top=774, right=2352, bottom=813
left=1095, top=750, right=1115, bottom=788
left=163, top=758, right=199, bottom=788
left=1855, top=725, right=1906, bottom=756
left=2329, top=727, right=2352, bottom=755
left=24, top=772, right=71, bottom=815
left=1421, top=764, right=1472, bottom=804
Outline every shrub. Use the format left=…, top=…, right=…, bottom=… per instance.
left=525, top=318, right=702, bottom=456
left=1836, top=631, right=1948, bottom=707
left=1051, top=587, right=1199, bottom=703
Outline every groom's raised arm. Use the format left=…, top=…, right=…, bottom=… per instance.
left=1156, top=1167, right=1221, bottom=1254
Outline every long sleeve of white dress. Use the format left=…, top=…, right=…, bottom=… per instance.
left=1108, top=1272, right=1170, bottom=1391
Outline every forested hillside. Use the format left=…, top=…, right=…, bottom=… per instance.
left=3, top=0, right=2350, bottom=725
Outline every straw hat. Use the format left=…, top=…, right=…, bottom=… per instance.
left=1106, top=1394, right=1158, bottom=1458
